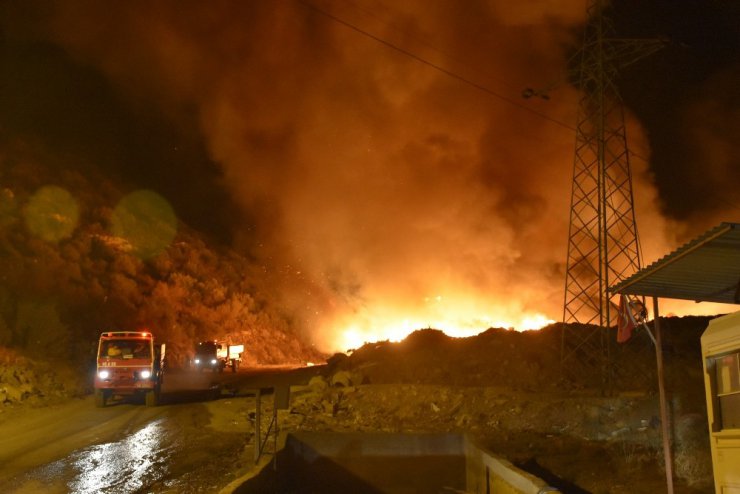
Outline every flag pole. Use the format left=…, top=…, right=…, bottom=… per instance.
left=640, top=321, right=657, bottom=346
left=653, top=297, right=674, bottom=494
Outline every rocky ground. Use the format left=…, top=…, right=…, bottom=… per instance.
left=280, top=319, right=715, bottom=493
left=0, top=347, right=88, bottom=408
left=0, top=317, right=717, bottom=493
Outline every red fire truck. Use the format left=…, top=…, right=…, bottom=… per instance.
left=94, top=331, right=165, bottom=407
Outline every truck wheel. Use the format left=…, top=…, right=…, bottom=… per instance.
left=145, top=389, right=158, bottom=407
left=94, top=389, right=107, bottom=408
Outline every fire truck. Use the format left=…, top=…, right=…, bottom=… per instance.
left=94, top=331, right=166, bottom=407
left=193, top=340, right=243, bottom=373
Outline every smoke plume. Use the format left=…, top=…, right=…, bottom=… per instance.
left=2, top=0, right=737, bottom=350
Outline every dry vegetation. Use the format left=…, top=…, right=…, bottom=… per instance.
left=0, top=148, right=322, bottom=369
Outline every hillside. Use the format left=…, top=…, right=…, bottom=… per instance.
left=0, top=144, right=323, bottom=369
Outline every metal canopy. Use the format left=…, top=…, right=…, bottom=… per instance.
left=610, top=222, right=740, bottom=304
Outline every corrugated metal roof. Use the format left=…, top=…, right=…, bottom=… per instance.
left=610, top=222, right=740, bottom=304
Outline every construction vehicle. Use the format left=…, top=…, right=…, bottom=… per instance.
left=94, top=330, right=165, bottom=407
left=193, top=340, right=243, bottom=373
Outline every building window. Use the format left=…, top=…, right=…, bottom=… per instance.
left=715, top=352, right=740, bottom=430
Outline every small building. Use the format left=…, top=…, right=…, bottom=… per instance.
left=701, top=311, right=740, bottom=492
left=611, top=222, right=740, bottom=494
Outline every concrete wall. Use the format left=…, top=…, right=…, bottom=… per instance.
left=464, top=438, right=558, bottom=494
left=272, top=432, right=559, bottom=494
left=283, top=432, right=466, bottom=493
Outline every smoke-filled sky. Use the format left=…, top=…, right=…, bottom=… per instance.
left=1, top=0, right=739, bottom=351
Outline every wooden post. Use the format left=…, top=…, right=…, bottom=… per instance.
left=273, top=396, right=279, bottom=471
left=653, top=297, right=674, bottom=494
left=254, top=388, right=261, bottom=464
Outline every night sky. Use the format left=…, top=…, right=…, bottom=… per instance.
left=1, top=1, right=738, bottom=345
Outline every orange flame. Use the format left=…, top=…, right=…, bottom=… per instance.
left=322, top=294, right=555, bottom=352
left=321, top=295, right=734, bottom=353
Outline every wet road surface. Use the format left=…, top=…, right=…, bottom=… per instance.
left=0, top=365, right=323, bottom=493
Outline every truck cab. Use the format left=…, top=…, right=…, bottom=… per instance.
left=94, top=331, right=165, bottom=407
left=193, top=340, right=242, bottom=373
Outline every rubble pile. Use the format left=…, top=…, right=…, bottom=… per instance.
left=275, top=321, right=715, bottom=492
left=288, top=374, right=663, bottom=441
left=0, top=349, right=86, bottom=408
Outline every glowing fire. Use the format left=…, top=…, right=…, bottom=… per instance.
left=325, top=294, right=555, bottom=352
left=315, top=279, right=736, bottom=353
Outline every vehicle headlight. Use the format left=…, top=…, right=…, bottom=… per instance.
left=211, top=359, right=217, bottom=365
left=140, top=370, right=152, bottom=379
left=98, top=370, right=110, bottom=379
left=194, top=358, right=201, bottom=364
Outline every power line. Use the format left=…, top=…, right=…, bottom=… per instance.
left=297, top=0, right=575, bottom=132
left=297, top=0, right=740, bottom=216
left=338, top=0, right=527, bottom=96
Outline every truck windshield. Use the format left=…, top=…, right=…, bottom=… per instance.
left=196, top=342, right=218, bottom=354
left=99, top=339, right=151, bottom=359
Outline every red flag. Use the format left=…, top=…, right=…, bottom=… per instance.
left=616, top=294, right=637, bottom=343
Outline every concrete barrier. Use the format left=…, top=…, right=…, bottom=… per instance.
left=465, top=439, right=559, bottom=494
left=230, top=431, right=560, bottom=493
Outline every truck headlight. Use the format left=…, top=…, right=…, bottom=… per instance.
left=98, top=370, right=110, bottom=379
left=211, top=359, right=217, bottom=365
left=194, top=358, right=201, bottom=364
left=140, top=370, right=152, bottom=379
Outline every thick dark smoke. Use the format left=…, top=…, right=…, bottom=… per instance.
left=609, top=0, right=740, bottom=238
left=0, top=0, right=737, bottom=349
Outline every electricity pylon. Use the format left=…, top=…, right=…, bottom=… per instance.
left=559, top=0, right=665, bottom=386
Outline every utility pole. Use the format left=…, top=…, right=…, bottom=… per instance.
left=559, top=0, right=665, bottom=385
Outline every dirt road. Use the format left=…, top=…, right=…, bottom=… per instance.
left=0, top=366, right=321, bottom=493
left=3, top=400, right=183, bottom=492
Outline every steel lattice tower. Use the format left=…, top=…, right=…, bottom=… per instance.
left=561, top=1, right=664, bottom=382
